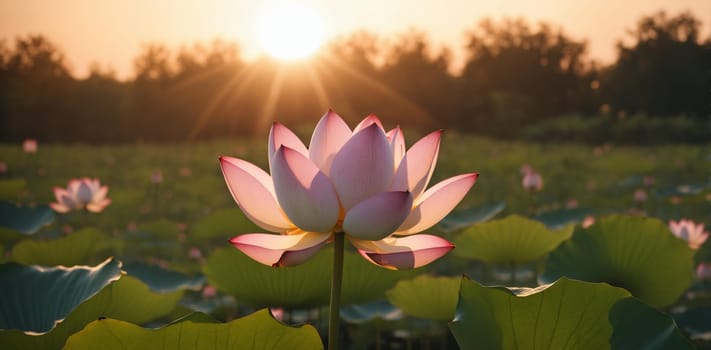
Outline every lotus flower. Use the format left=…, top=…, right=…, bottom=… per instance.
left=220, top=110, right=478, bottom=269
left=521, top=165, right=543, bottom=191
left=49, top=178, right=112, bottom=213
left=697, top=263, right=711, bottom=280
left=669, top=219, right=708, bottom=250
left=22, top=139, right=37, bottom=154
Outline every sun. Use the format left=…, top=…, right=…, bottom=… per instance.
left=254, top=5, right=325, bottom=60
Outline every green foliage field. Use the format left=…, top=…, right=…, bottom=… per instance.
left=1, top=135, right=710, bottom=348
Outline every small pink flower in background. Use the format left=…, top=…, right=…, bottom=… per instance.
left=0, top=162, right=7, bottom=174
left=670, top=196, right=681, bottom=205
left=633, top=189, right=648, bottom=202
left=22, top=139, right=37, bottom=154
left=127, top=221, right=137, bottom=232
left=565, top=199, right=579, bottom=209
left=49, top=178, right=111, bottom=213
left=669, top=219, right=708, bottom=250
left=582, top=215, right=595, bottom=228
left=697, top=263, right=711, bottom=280
left=179, top=167, right=192, bottom=177
left=202, top=285, right=217, bottom=298
left=643, top=175, right=656, bottom=186
left=151, top=171, right=163, bottom=184
left=270, top=307, right=285, bottom=321
left=221, top=110, right=478, bottom=270
left=188, top=247, right=203, bottom=260
left=521, top=165, right=543, bottom=191
left=62, top=225, right=74, bottom=234
left=176, top=222, right=188, bottom=231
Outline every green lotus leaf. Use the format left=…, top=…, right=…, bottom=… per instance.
left=191, top=208, right=261, bottom=241
left=454, top=215, right=573, bottom=264
left=386, top=275, right=460, bottom=321
left=123, top=261, right=205, bottom=292
left=0, top=275, right=183, bottom=349
left=437, top=201, right=506, bottom=232
left=533, top=207, right=592, bottom=230
left=541, top=215, right=695, bottom=307
left=0, top=179, right=26, bottom=201
left=10, top=228, right=118, bottom=266
left=450, top=276, right=693, bottom=349
left=63, top=309, right=323, bottom=350
left=0, top=258, right=121, bottom=333
left=0, top=202, right=54, bottom=234
left=204, top=246, right=416, bottom=308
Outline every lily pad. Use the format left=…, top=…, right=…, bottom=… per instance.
left=0, top=202, right=54, bottom=234
left=10, top=228, right=118, bottom=266
left=386, top=275, right=460, bottom=321
left=541, top=215, right=695, bottom=307
left=450, top=276, right=693, bottom=349
left=63, top=309, right=323, bottom=350
left=204, top=246, right=417, bottom=308
left=437, top=201, right=506, bottom=232
left=0, top=258, right=121, bottom=333
left=123, top=261, right=205, bottom=292
left=0, top=275, right=183, bottom=349
left=533, top=207, right=592, bottom=230
left=454, top=215, right=573, bottom=264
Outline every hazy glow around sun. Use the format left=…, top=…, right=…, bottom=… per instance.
left=254, top=4, right=325, bottom=60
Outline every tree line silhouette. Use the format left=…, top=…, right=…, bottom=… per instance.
left=0, top=11, right=709, bottom=144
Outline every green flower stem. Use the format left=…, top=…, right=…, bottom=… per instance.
left=328, top=232, right=345, bottom=350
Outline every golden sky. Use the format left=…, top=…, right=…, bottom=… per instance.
left=1, top=0, right=709, bottom=79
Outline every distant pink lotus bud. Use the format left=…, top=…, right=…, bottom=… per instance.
left=633, top=189, right=647, bottom=202
left=62, top=225, right=74, bottom=234
left=220, top=110, right=478, bottom=269
left=151, top=171, right=163, bottom=184
left=127, top=221, right=137, bottom=232
left=582, top=216, right=595, bottom=228
left=176, top=222, right=188, bottom=231
left=202, top=285, right=217, bottom=298
left=697, top=263, right=711, bottom=280
left=189, top=247, right=202, bottom=259
left=0, top=162, right=7, bottom=174
left=521, top=167, right=543, bottom=191
left=270, top=307, right=285, bottom=321
left=670, top=196, right=681, bottom=205
left=49, top=178, right=111, bottom=213
left=669, top=219, right=708, bottom=250
left=22, top=139, right=37, bottom=154
left=565, top=199, right=578, bottom=209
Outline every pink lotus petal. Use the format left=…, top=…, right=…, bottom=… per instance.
left=330, top=123, right=394, bottom=210
left=87, top=198, right=112, bottom=213
left=397, top=173, right=478, bottom=235
left=220, top=156, right=292, bottom=232
left=353, top=114, right=385, bottom=133
left=230, top=232, right=332, bottom=267
left=391, top=130, right=442, bottom=199
left=308, top=110, right=352, bottom=175
left=271, top=146, right=340, bottom=233
left=53, top=187, right=70, bottom=201
left=268, top=122, right=308, bottom=167
left=387, top=127, right=406, bottom=169
left=67, top=179, right=82, bottom=195
left=349, top=235, right=454, bottom=269
left=49, top=202, right=71, bottom=213
left=343, top=191, right=413, bottom=240
left=92, top=185, right=108, bottom=202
